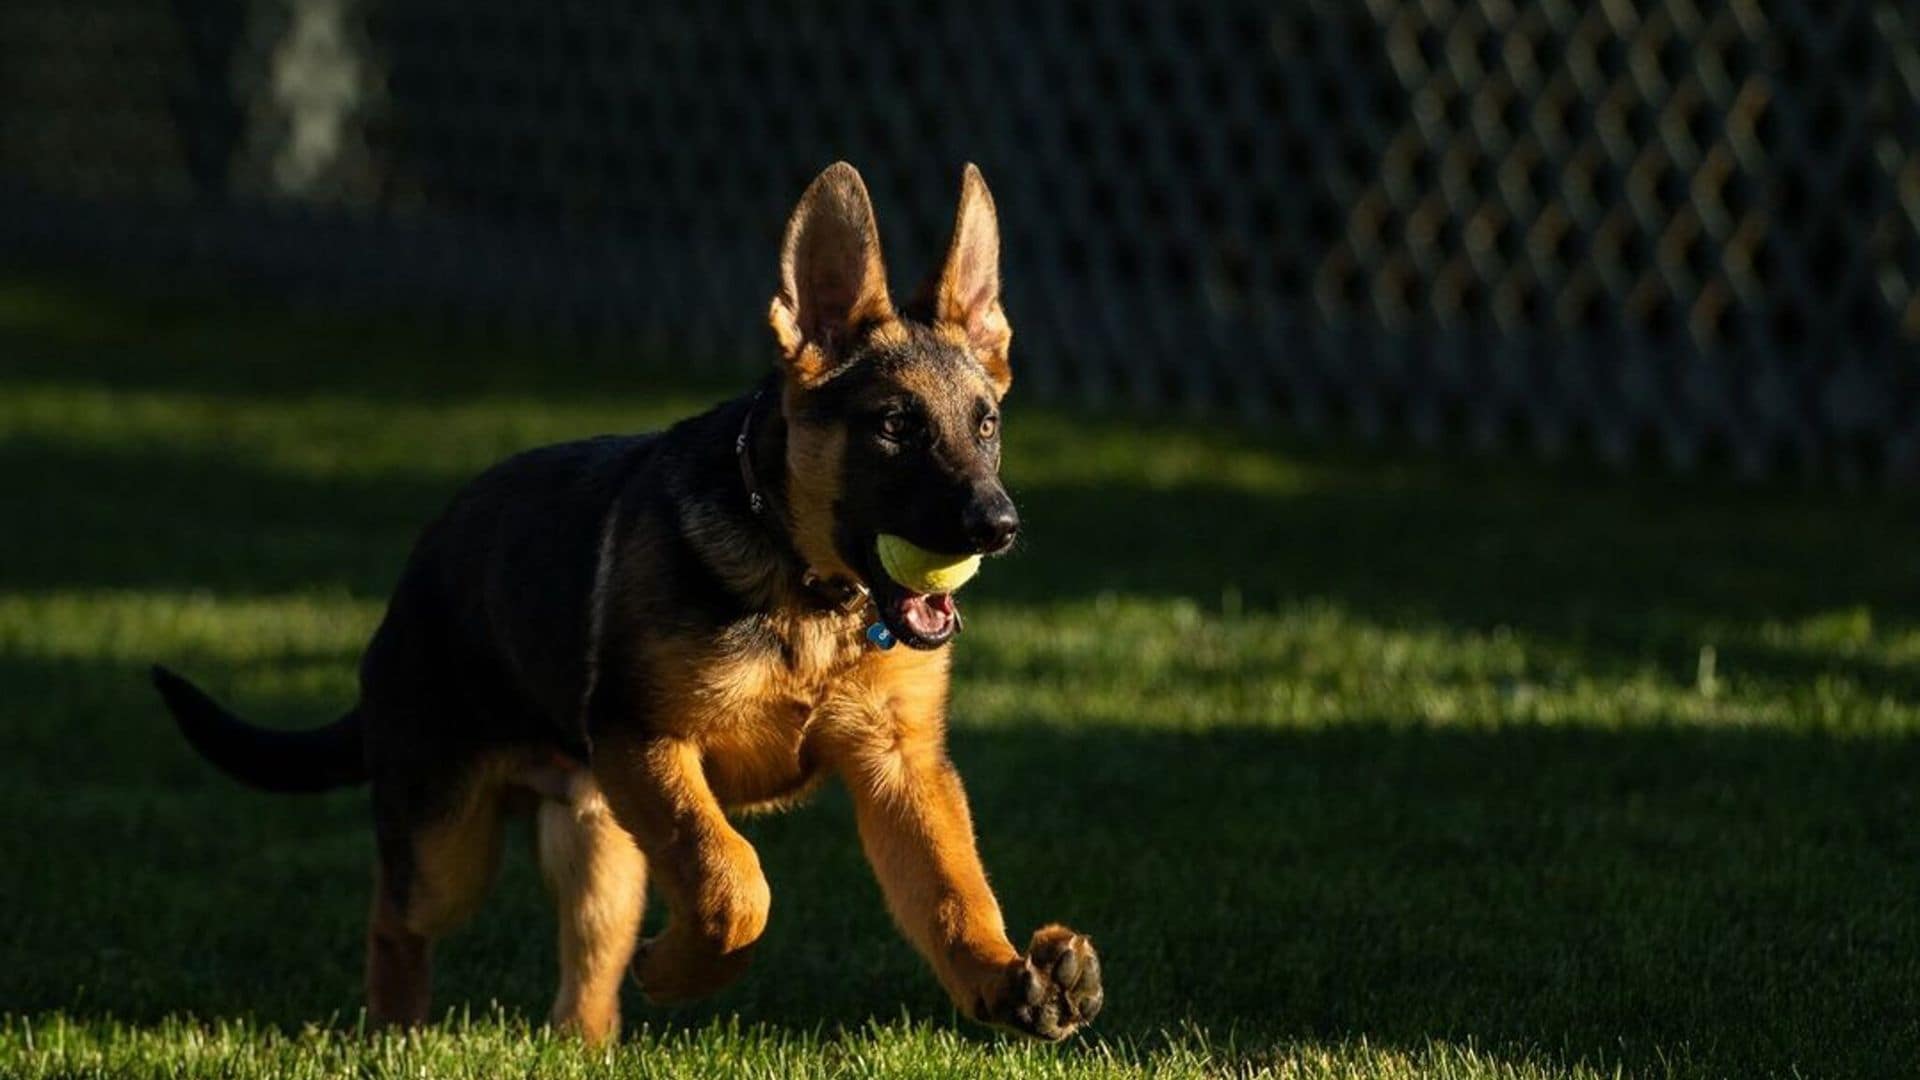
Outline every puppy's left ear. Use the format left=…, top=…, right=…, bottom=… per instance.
left=930, top=164, right=1012, bottom=396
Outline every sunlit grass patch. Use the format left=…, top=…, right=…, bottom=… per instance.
left=1, top=1013, right=1631, bottom=1080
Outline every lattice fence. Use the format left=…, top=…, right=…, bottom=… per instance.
left=4, top=1, right=1918, bottom=480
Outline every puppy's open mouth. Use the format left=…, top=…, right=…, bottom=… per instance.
left=872, top=577, right=960, bottom=648
left=859, top=541, right=962, bottom=649
left=890, top=589, right=958, bottom=644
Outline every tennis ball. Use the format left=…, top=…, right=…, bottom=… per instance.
left=876, top=534, right=981, bottom=594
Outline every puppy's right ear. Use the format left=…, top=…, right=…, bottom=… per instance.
left=769, top=162, right=894, bottom=385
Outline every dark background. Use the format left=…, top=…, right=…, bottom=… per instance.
left=5, top=1, right=1918, bottom=481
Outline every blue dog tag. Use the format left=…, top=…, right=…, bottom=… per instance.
left=865, top=622, right=896, bottom=650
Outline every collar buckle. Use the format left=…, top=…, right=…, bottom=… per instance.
left=802, top=570, right=870, bottom=613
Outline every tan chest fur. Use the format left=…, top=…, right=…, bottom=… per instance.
left=641, top=609, right=950, bottom=811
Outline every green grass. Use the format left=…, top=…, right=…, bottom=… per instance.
left=2, top=276, right=1916, bottom=1078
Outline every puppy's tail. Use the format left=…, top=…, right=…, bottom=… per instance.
left=151, top=665, right=367, bottom=793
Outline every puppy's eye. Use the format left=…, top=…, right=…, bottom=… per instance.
left=977, top=415, right=999, bottom=441
left=878, top=412, right=913, bottom=441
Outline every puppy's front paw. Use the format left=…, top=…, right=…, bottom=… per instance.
left=982, top=925, right=1104, bottom=1041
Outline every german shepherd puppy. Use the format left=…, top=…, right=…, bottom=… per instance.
left=151, top=163, right=1102, bottom=1044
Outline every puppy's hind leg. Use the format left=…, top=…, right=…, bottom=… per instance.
left=536, top=777, right=647, bottom=1045
left=365, top=758, right=511, bottom=1031
left=365, top=860, right=432, bottom=1029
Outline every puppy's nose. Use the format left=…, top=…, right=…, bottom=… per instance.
left=963, top=489, right=1020, bottom=554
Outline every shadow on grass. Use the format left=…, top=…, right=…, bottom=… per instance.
left=4, top=649, right=1916, bottom=1078
left=0, top=436, right=442, bottom=595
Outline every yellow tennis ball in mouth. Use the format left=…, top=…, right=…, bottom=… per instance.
left=875, top=534, right=982, bottom=594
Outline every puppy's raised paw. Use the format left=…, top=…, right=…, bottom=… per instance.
left=981, top=924, right=1103, bottom=1041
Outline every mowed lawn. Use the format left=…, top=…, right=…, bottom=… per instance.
left=1, top=277, right=1916, bottom=1079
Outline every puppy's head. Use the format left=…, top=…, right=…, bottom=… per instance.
left=769, top=162, right=1015, bottom=649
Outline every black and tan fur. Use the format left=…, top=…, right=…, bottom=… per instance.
left=153, top=163, right=1103, bottom=1045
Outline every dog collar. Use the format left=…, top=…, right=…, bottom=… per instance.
left=734, top=390, right=871, bottom=614
left=734, top=390, right=771, bottom=520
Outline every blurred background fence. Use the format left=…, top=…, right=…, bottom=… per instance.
left=4, top=1, right=1918, bottom=482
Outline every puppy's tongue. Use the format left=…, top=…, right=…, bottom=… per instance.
left=900, top=592, right=957, bottom=639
